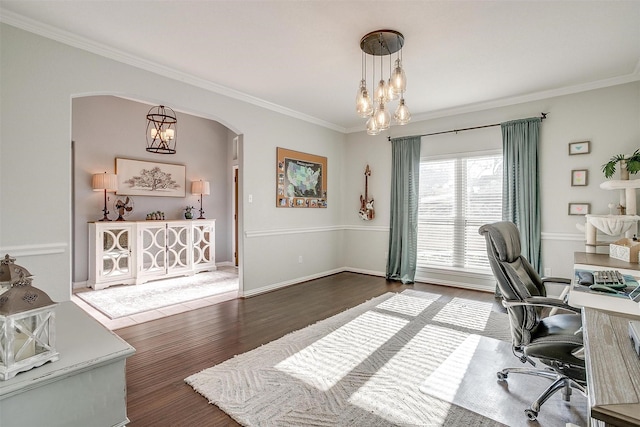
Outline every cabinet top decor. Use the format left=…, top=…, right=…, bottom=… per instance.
left=0, top=254, right=56, bottom=315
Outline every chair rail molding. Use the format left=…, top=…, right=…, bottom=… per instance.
left=0, top=242, right=67, bottom=257
left=245, top=225, right=343, bottom=238
left=541, top=231, right=584, bottom=241
left=245, top=224, right=389, bottom=238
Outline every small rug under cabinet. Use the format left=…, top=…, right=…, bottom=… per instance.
left=76, top=269, right=238, bottom=319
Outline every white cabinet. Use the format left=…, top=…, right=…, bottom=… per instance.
left=0, top=302, right=135, bottom=427
left=166, top=221, right=192, bottom=275
left=192, top=221, right=216, bottom=273
left=88, top=220, right=216, bottom=289
left=137, top=221, right=193, bottom=283
left=88, top=223, right=135, bottom=290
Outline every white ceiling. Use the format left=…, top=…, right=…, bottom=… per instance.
left=2, top=1, right=639, bottom=133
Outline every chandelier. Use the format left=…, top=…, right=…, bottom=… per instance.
left=356, top=30, right=410, bottom=135
left=146, top=105, right=177, bottom=154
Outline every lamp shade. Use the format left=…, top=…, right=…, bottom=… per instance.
left=191, top=180, right=210, bottom=196
left=92, top=173, right=118, bottom=192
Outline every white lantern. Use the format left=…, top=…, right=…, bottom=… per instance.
left=0, top=254, right=58, bottom=381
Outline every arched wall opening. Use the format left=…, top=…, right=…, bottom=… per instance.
left=71, top=94, right=242, bottom=295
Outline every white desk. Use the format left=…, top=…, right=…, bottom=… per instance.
left=570, top=252, right=640, bottom=316
left=0, top=302, right=135, bottom=427
left=570, top=253, right=640, bottom=426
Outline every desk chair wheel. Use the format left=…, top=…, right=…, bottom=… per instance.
left=525, top=408, right=538, bottom=421
left=497, top=371, right=508, bottom=380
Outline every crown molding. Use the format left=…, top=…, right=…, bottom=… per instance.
left=346, top=70, right=640, bottom=134
left=2, top=9, right=637, bottom=136
left=0, top=9, right=346, bottom=134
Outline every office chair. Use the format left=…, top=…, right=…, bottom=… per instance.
left=478, top=221, right=586, bottom=421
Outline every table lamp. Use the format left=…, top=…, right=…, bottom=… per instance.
left=191, top=180, right=210, bottom=219
left=92, top=172, right=118, bottom=221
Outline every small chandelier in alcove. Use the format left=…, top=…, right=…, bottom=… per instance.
left=146, top=105, right=177, bottom=154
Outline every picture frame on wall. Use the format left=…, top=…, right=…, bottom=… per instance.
left=115, top=158, right=186, bottom=197
left=571, top=169, right=588, bottom=186
left=568, top=141, right=590, bottom=155
left=568, top=203, right=590, bottom=215
left=276, top=147, right=327, bottom=208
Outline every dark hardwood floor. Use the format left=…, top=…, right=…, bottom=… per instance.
left=115, top=272, right=501, bottom=426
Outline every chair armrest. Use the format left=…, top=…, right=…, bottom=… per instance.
left=541, top=276, right=572, bottom=285
left=503, top=296, right=582, bottom=314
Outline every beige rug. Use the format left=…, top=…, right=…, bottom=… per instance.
left=77, top=269, right=238, bottom=319
left=186, top=289, right=586, bottom=426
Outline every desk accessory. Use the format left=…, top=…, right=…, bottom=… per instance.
left=589, top=284, right=625, bottom=294
left=577, top=271, right=594, bottom=286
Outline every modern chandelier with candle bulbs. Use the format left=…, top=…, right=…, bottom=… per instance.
left=356, top=29, right=411, bottom=135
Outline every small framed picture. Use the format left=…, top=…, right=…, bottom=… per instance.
left=568, top=203, right=590, bottom=215
left=568, top=141, right=590, bottom=155
left=571, top=169, right=588, bottom=186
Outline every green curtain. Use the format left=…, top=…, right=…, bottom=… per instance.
left=386, top=136, right=421, bottom=284
left=501, top=117, right=541, bottom=273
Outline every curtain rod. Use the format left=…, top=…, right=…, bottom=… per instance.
left=387, top=112, right=548, bottom=141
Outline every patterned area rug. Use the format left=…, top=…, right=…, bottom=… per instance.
left=77, top=269, right=238, bottom=319
left=186, top=289, right=586, bottom=426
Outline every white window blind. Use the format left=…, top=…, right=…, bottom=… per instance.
left=417, top=152, right=502, bottom=271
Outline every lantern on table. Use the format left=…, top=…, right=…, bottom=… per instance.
left=0, top=254, right=59, bottom=380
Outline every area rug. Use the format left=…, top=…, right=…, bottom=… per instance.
left=186, top=289, right=586, bottom=426
left=77, top=270, right=238, bottom=319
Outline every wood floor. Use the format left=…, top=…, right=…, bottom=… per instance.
left=115, top=272, right=501, bottom=426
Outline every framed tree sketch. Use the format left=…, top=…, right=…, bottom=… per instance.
left=276, top=148, right=327, bottom=208
left=116, top=158, right=186, bottom=197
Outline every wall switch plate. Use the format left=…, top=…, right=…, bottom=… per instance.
left=248, top=194, right=253, bottom=203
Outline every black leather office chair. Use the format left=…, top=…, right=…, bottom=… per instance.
left=478, top=221, right=586, bottom=421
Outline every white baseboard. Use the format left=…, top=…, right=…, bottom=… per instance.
left=73, top=281, right=89, bottom=290
left=413, top=274, right=495, bottom=293
left=216, top=261, right=235, bottom=267
left=241, top=267, right=346, bottom=298
left=343, top=267, right=386, bottom=277
left=241, top=266, right=497, bottom=298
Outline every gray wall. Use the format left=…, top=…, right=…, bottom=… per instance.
left=343, top=82, right=640, bottom=293
left=1, top=23, right=346, bottom=301
left=72, top=95, right=233, bottom=284
left=1, top=21, right=638, bottom=302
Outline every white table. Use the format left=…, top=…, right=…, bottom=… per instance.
left=570, top=252, right=640, bottom=316
left=0, top=301, right=135, bottom=427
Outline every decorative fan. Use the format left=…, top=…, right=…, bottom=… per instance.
left=113, top=196, right=134, bottom=221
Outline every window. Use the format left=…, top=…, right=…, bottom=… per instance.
left=417, top=152, right=502, bottom=271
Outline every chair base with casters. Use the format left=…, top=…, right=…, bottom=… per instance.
left=497, top=363, right=587, bottom=421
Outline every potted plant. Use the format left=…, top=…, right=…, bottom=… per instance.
left=602, top=149, right=640, bottom=179
left=184, top=206, right=194, bottom=219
